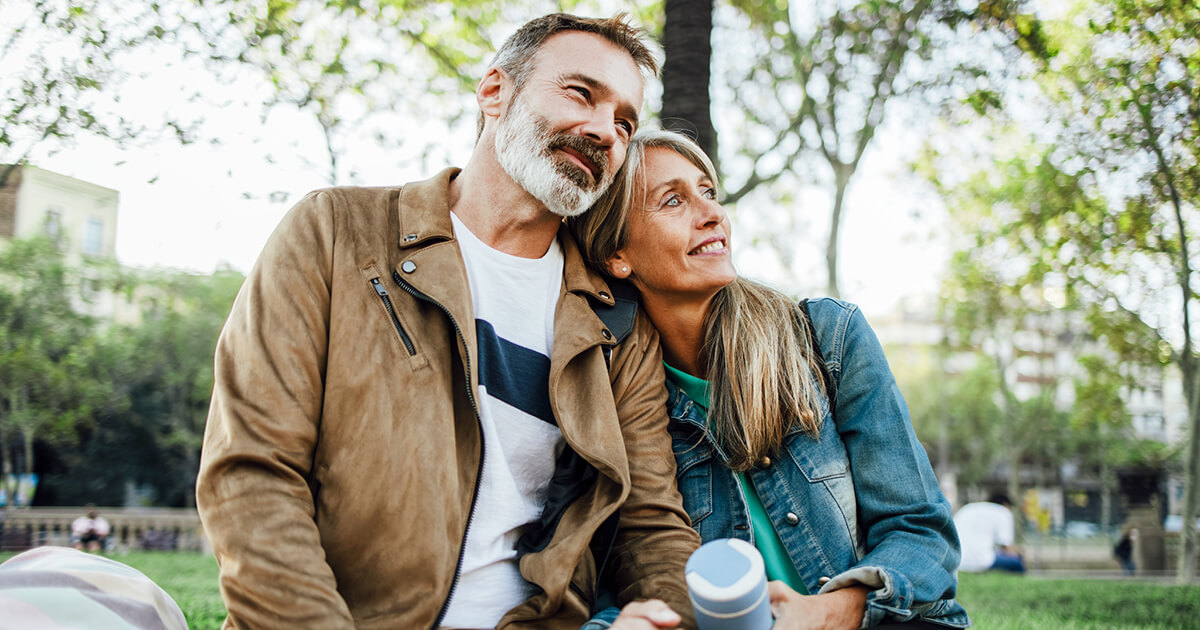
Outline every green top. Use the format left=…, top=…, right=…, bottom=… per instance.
left=663, top=363, right=808, bottom=594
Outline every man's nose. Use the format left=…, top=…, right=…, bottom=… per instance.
left=578, top=108, right=618, bottom=148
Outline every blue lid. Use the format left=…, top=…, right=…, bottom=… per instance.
left=686, top=538, right=767, bottom=615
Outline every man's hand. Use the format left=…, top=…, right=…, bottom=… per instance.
left=610, top=599, right=683, bottom=630
left=768, top=581, right=869, bottom=630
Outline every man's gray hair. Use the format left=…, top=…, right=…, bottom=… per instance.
left=477, top=13, right=658, bottom=137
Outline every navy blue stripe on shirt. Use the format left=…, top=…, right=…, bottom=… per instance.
left=475, top=319, right=555, bottom=426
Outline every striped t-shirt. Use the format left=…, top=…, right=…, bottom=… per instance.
left=440, top=211, right=565, bottom=628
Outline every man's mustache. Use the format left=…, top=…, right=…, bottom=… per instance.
left=548, top=133, right=608, bottom=184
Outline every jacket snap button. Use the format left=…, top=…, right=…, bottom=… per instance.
left=601, top=329, right=612, bottom=340
left=759, top=456, right=771, bottom=467
left=401, top=261, right=417, bottom=273
left=599, top=291, right=610, bottom=300
left=786, top=512, right=800, bottom=526
left=403, top=233, right=418, bottom=242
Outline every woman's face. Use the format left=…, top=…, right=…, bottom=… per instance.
left=607, top=146, right=736, bottom=303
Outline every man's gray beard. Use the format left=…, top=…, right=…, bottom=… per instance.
left=494, top=97, right=612, bottom=218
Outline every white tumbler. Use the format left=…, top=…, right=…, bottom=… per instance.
left=686, top=538, right=773, bottom=630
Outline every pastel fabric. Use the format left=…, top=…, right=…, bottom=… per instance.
left=668, top=298, right=970, bottom=628
left=0, top=546, right=187, bottom=630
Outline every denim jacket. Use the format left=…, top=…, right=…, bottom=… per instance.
left=668, top=298, right=968, bottom=628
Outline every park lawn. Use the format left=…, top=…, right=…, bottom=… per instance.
left=3, top=550, right=1200, bottom=629
left=955, top=572, right=1200, bottom=629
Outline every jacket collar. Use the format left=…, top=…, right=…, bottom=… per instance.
left=667, top=379, right=708, bottom=431
left=394, top=166, right=617, bottom=307
left=394, top=167, right=458, bottom=249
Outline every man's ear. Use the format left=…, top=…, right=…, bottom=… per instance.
left=477, top=67, right=511, bottom=122
left=606, top=252, right=632, bottom=279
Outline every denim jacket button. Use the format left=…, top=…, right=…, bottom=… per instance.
left=785, top=512, right=800, bottom=526
left=758, top=456, right=771, bottom=467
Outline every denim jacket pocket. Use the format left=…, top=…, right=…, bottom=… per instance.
left=785, top=416, right=850, bottom=482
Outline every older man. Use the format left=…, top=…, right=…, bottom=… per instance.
left=196, top=13, right=699, bottom=630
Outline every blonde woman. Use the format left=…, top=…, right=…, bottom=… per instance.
left=569, top=130, right=968, bottom=629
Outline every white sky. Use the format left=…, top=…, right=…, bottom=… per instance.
left=24, top=21, right=950, bottom=318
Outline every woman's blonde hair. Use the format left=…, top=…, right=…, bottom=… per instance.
left=567, top=129, right=827, bottom=472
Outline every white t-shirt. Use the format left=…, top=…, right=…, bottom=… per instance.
left=70, top=516, right=110, bottom=537
left=953, top=501, right=1015, bottom=572
left=439, top=212, right=566, bottom=628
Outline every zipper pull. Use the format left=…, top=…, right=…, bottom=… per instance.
left=371, top=277, right=388, bottom=296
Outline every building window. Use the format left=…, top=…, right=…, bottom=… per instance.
left=84, top=217, right=104, bottom=256
left=45, top=208, right=63, bottom=247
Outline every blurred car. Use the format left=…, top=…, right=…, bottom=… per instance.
left=1063, top=520, right=1101, bottom=538
left=1163, top=515, right=1200, bottom=533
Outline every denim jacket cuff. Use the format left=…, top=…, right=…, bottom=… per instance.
left=580, top=605, right=621, bottom=630
left=818, top=565, right=913, bottom=628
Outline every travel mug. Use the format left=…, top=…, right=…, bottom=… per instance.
left=686, top=538, right=773, bottom=630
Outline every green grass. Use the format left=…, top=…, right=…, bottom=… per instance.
left=3, top=550, right=1199, bottom=628
left=957, top=572, right=1200, bottom=629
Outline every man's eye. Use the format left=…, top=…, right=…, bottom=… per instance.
left=570, top=86, right=591, bottom=101
left=617, top=120, right=633, bottom=135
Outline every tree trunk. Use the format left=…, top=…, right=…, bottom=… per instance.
left=825, top=163, right=851, bottom=298
left=660, top=0, right=718, bottom=174
left=1167, top=170, right=1197, bottom=582
left=1100, top=458, right=1114, bottom=535
left=21, top=426, right=34, bottom=477
left=0, top=414, right=11, bottom=516
left=1007, top=445, right=1024, bottom=545
left=1179, top=355, right=1199, bottom=581
left=321, top=116, right=339, bottom=186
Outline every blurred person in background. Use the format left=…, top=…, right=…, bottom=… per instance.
left=1113, top=528, right=1137, bottom=576
left=70, top=505, right=111, bottom=553
left=954, top=493, right=1026, bottom=573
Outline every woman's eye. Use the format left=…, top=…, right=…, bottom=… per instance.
left=663, top=195, right=682, bottom=208
left=702, top=187, right=717, bottom=200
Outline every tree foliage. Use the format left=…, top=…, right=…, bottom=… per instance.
left=0, top=236, right=113, bottom=506
left=0, top=0, right=206, bottom=185
left=199, top=0, right=574, bottom=184
left=0, top=234, right=243, bottom=507
left=928, top=0, right=1199, bottom=576
left=688, top=0, right=1020, bottom=297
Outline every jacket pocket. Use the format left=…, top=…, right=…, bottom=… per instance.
left=363, top=270, right=417, bottom=356
left=785, top=413, right=850, bottom=482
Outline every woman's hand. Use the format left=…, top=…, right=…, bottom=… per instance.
left=609, top=599, right=683, bottom=630
left=768, top=581, right=869, bottom=630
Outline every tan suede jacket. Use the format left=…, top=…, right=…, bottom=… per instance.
left=196, top=168, right=700, bottom=629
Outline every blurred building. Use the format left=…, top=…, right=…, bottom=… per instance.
left=1, top=164, right=118, bottom=261
left=871, top=293, right=1189, bottom=531
left=0, top=164, right=139, bottom=322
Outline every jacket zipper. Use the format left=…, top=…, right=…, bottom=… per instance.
left=370, top=278, right=417, bottom=355
left=392, top=269, right=485, bottom=630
